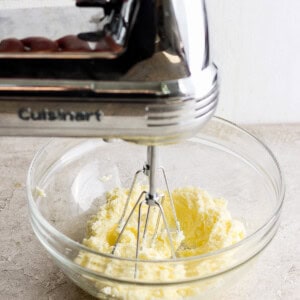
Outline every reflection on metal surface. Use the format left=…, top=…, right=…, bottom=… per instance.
left=163, top=52, right=181, bottom=64
left=0, top=0, right=218, bottom=144
left=0, top=0, right=193, bottom=79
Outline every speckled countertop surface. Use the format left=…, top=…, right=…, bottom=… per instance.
left=0, top=124, right=299, bottom=300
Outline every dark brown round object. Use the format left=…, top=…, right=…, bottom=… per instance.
left=0, top=38, right=24, bottom=52
left=21, top=37, right=59, bottom=52
left=57, top=35, right=91, bottom=51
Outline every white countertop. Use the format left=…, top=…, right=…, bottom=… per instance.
left=0, top=124, right=299, bottom=300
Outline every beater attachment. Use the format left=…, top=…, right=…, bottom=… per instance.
left=111, top=146, right=181, bottom=262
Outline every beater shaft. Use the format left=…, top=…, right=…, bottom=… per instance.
left=148, top=146, right=158, bottom=198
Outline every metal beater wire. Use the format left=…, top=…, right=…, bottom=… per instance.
left=117, top=169, right=144, bottom=228
left=111, top=191, right=147, bottom=255
left=112, top=146, right=180, bottom=278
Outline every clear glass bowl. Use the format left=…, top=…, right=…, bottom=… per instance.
left=27, top=117, right=284, bottom=300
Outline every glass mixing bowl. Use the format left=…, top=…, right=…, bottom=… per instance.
left=27, top=117, right=284, bottom=300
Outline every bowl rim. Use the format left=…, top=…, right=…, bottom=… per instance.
left=27, top=116, right=285, bottom=265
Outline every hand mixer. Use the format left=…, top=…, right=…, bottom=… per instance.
left=0, top=0, right=218, bottom=261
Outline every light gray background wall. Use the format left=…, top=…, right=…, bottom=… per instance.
left=207, top=0, right=300, bottom=124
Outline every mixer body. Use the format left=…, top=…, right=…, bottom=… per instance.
left=0, top=0, right=218, bottom=144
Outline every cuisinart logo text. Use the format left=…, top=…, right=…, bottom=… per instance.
left=18, top=108, right=103, bottom=122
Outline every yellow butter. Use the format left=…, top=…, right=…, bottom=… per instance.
left=76, top=186, right=246, bottom=299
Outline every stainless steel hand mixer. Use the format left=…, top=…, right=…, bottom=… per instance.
left=0, top=0, right=218, bottom=259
